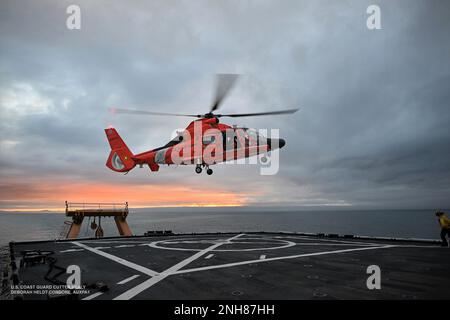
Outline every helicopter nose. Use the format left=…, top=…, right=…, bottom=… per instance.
left=267, top=138, right=286, bottom=150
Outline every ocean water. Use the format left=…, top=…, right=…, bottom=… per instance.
left=0, top=208, right=444, bottom=247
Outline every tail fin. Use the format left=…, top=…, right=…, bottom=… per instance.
left=105, top=127, right=136, bottom=172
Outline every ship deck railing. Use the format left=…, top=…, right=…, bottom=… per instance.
left=65, top=201, right=128, bottom=217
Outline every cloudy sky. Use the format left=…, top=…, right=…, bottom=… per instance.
left=0, top=0, right=449, bottom=210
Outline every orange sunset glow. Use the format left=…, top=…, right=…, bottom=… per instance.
left=0, top=180, right=258, bottom=211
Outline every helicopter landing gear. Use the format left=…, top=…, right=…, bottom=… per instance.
left=195, top=164, right=213, bottom=175
left=204, top=164, right=213, bottom=175
left=261, top=151, right=271, bottom=164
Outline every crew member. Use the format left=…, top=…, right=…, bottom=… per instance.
left=436, top=211, right=450, bottom=247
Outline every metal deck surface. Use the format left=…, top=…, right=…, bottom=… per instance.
left=7, top=232, right=450, bottom=300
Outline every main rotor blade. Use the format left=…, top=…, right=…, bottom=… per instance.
left=216, top=108, right=299, bottom=118
left=109, top=107, right=201, bottom=117
left=210, top=74, right=239, bottom=113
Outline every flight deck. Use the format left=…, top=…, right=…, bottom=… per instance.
left=4, top=232, right=450, bottom=300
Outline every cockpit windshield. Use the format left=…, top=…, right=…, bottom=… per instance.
left=244, top=128, right=259, bottom=140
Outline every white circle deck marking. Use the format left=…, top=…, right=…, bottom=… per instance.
left=148, top=236, right=296, bottom=252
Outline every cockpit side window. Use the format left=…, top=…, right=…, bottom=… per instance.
left=246, top=129, right=258, bottom=141
left=202, top=135, right=216, bottom=145
left=222, top=129, right=242, bottom=150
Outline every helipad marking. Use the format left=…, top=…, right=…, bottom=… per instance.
left=115, top=244, right=136, bottom=248
left=388, top=244, right=446, bottom=248
left=60, top=249, right=84, bottom=253
left=173, top=245, right=396, bottom=275
left=72, top=241, right=158, bottom=277
left=278, top=236, right=381, bottom=246
left=289, top=243, right=379, bottom=246
left=82, top=292, right=103, bottom=300
left=276, top=236, right=442, bottom=247
left=117, top=275, right=140, bottom=285
left=82, top=240, right=150, bottom=244
left=113, top=234, right=245, bottom=300
left=148, top=237, right=295, bottom=252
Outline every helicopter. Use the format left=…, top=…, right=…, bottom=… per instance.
left=105, top=74, right=298, bottom=175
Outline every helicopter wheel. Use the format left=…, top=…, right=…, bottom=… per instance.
left=261, top=156, right=268, bottom=163
left=206, top=168, right=213, bottom=175
left=195, top=166, right=202, bottom=174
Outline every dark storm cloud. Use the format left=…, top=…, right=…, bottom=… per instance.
left=0, top=0, right=449, bottom=208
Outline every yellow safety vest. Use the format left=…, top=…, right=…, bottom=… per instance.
left=439, top=215, right=450, bottom=229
